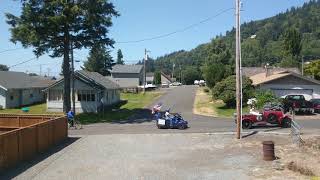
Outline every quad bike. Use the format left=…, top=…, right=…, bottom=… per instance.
left=152, top=104, right=188, bottom=130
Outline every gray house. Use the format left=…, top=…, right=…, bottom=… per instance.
left=146, top=72, right=173, bottom=84
left=0, top=71, right=55, bottom=109
left=250, top=71, right=320, bottom=100
left=45, top=70, right=120, bottom=113
left=108, top=64, right=144, bottom=88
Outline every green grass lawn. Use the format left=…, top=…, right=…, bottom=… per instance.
left=194, top=87, right=248, bottom=118
left=77, top=91, right=163, bottom=124
left=0, top=103, right=61, bottom=115
left=0, top=91, right=163, bottom=124
left=213, top=100, right=249, bottom=118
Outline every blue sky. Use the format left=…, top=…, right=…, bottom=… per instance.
left=0, top=0, right=310, bottom=76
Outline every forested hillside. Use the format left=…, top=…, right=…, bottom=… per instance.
left=147, top=0, right=320, bottom=84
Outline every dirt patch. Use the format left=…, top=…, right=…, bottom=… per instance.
left=287, top=161, right=315, bottom=176
left=256, top=135, right=320, bottom=179
left=193, top=88, right=217, bottom=117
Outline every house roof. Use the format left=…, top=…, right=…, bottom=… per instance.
left=161, top=72, right=173, bottom=83
left=110, top=64, right=143, bottom=74
left=44, top=70, right=119, bottom=91
left=77, top=70, right=120, bottom=89
left=250, top=71, right=320, bottom=86
left=0, top=71, right=55, bottom=90
left=242, top=67, right=300, bottom=77
left=146, top=72, right=154, bottom=77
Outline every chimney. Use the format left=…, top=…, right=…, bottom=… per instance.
left=265, top=63, right=271, bottom=77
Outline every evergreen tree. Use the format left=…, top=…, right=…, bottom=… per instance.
left=154, top=71, right=161, bottom=85
left=280, top=28, right=302, bottom=67
left=84, top=45, right=114, bottom=76
left=116, top=49, right=124, bottom=64
left=6, top=1, right=119, bottom=112
left=0, top=64, right=9, bottom=71
left=283, top=28, right=302, bottom=57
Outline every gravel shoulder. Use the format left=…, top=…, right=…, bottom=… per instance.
left=3, top=133, right=313, bottom=180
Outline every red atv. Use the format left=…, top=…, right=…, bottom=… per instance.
left=238, top=106, right=292, bottom=129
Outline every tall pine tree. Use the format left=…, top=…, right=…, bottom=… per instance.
left=84, top=45, right=114, bottom=76
left=6, top=1, right=119, bottom=112
left=116, top=49, right=124, bottom=64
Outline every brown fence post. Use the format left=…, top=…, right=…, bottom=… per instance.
left=18, top=116, right=20, bottom=127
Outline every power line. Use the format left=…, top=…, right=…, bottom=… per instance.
left=9, top=57, right=38, bottom=68
left=0, top=47, right=24, bottom=54
left=116, top=7, right=234, bottom=44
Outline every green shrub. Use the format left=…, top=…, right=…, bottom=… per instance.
left=203, top=88, right=210, bottom=93
left=212, top=75, right=254, bottom=108
left=255, top=90, right=279, bottom=108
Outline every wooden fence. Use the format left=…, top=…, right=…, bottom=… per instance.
left=0, top=115, right=67, bottom=172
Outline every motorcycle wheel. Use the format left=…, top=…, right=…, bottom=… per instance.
left=178, top=124, right=185, bottom=130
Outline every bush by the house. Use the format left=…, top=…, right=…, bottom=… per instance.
left=203, top=88, right=210, bottom=93
left=212, top=75, right=254, bottom=108
left=154, top=71, right=161, bottom=85
left=255, top=90, right=279, bottom=109
left=181, top=66, right=202, bottom=85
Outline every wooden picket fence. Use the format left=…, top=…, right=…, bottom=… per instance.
left=0, top=114, right=67, bottom=172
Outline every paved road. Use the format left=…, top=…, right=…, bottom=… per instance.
left=70, top=85, right=320, bottom=135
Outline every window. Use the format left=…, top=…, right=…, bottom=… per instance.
left=30, top=94, right=34, bottom=98
left=77, top=90, right=95, bottom=102
left=10, top=95, right=14, bottom=100
left=49, top=89, right=63, bottom=101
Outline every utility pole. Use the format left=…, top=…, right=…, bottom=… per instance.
left=71, top=41, right=76, bottom=114
left=143, top=49, right=149, bottom=94
left=172, top=63, right=175, bottom=80
left=235, top=0, right=242, bottom=139
left=39, top=64, right=42, bottom=76
left=47, top=68, right=51, bottom=77
left=301, top=55, right=304, bottom=76
left=179, top=65, right=182, bottom=83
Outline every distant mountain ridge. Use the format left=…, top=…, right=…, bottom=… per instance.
left=151, top=0, right=320, bottom=76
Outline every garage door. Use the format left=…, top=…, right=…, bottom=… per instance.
left=271, top=89, right=313, bottom=100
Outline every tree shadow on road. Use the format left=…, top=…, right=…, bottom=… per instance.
left=0, top=137, right=81, bottom=180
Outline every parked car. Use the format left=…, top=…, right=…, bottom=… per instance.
left=161, top=82, right=169, bottom=88
left=310, top=98, right=320, bottom=113
left=170, top=82, right=182, bottom=86
left=199, top=80, right=206, bottom=86
left=194, top=80, right=199, bottom=85
left=282, top=94, right=314, bottom=114
left=236, top=105, right=292, bottom=129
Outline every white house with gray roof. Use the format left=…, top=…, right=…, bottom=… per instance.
left=0, top=71, right=55, bottom=109
left=44, top=70, right=120, bottom=113
left=108, top=64, right=144, bottom=88
left=249, top=71, right=320, bottom=100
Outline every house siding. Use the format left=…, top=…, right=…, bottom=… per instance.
left=260, top=84, right=320, bottom=100
left=161, top=74, right=171, bottom=84
left=47, top=78, right=120, bottom=113
left=111, top=71, right=144, bottom=86
left=5, top=88, right=46, bottom=108
left=0, top=88, right=6, bottom=109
